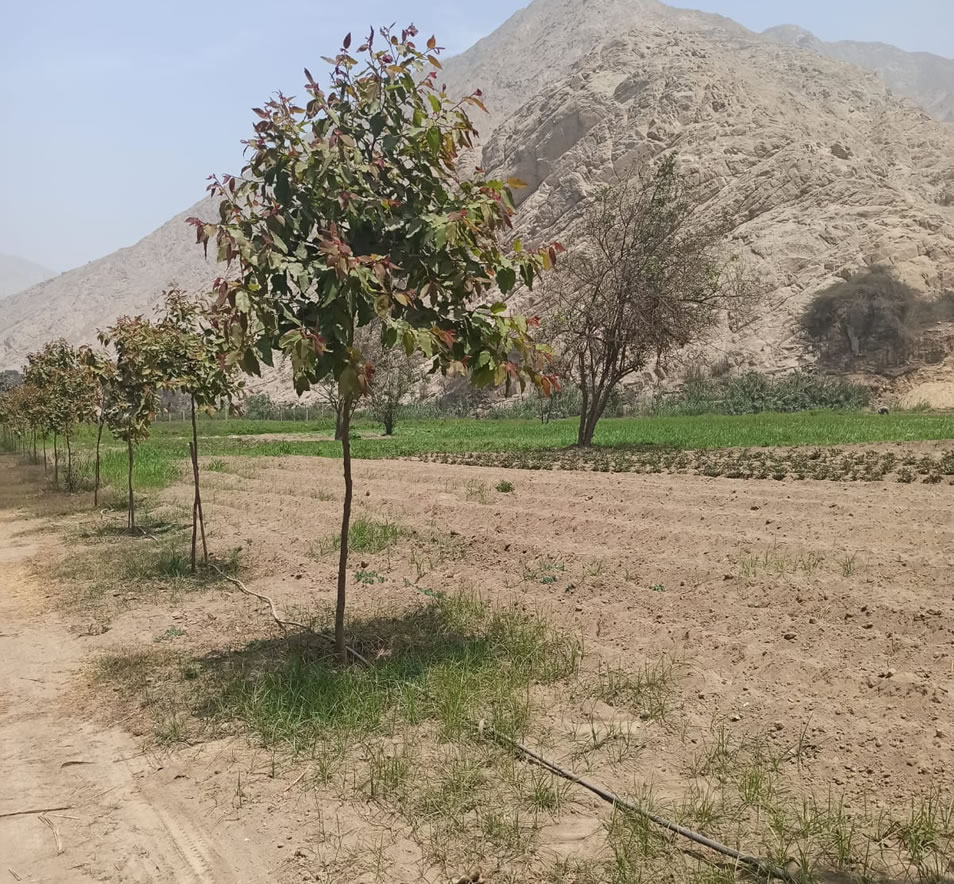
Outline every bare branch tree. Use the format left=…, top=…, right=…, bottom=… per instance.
left=363, top=328, right=420, bottom=435
left=547, top=155, right=754, bottom=446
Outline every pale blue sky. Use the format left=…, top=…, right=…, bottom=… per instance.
left=2, top=1, right=951, bottom=272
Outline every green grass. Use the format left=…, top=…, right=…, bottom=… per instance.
left=64, top=411, right=954, bottom=498
left=312, top=517, right=406, bottom=557
left=206, top=412, right=954, bottom=460
left=148, top=417, right=347, bottom=438
left=97, top=444, right=182, bottom=490
left=198, top=592, right=581, bottom=747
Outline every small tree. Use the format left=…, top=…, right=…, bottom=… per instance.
left=98, top=317, right=168, bottom=532
left=362, top=325, right=419, bottom=435
left=156, top=288, right=243, bottom=571
left=0, top=384, right=35, bottom=454
left=548, top=156, right=750, bottom=446
left=79, top=348, right=118, bottom=506
left=23, top=340, right=96, bottom=487
left=190, top=26, right=558, bottom=662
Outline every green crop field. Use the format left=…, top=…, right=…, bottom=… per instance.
left=65, top=410, right=954, bottom=495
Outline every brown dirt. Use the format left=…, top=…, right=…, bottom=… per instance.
left=0, top=461, right=271, bottom=883
left=192, top=456, right=954, bottom=806
left=3, top=451, right=953, bottom=881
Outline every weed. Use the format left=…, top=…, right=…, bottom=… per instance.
left=312, top=517, right=405, bottom=557
left=592, top=656, right=678, bottom=722
left=354, top=569, right=385, bottom=585
left=841, top=552, right=857, bottom=577
left=464, top=479, right=491, bottom=504
left=154, top=625, right=186, bottom=643
left=496, top=480, right=515, bottom=493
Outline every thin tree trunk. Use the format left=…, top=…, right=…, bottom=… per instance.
left=189, top=396, right=208, bottom=571
left=66, top=434, right=72, bottom=491
left=42, top=436, right=47, bottom=473
left=32, top=431, right=37, bottom=464
left=53, top=433, right=59, bottom=485
left=334, top=403, right=344, bottom=441
left=94, top=418, right=104, bottom=506
left=334, top=399, right=354, bottom=665
left=127, top=437, right=135, bottom=533
left=190, top=443, right=199, bottom=573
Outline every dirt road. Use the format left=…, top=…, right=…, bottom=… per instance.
left=0, top=463, right=268, bottom=883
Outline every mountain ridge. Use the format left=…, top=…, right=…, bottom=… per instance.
left=0, top=255, right=55, bottom=301
left=2, top=0, right=954, bottom=389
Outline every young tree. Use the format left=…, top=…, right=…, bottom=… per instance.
left=79, top=348, right=118, bottom=506
left=23, top=340, right=96, bottom=487
left=547, top=155, right=751, bottom=446
left=156, top=288, right=243, bottom=571
left=365, top=333, right=419, bottom=435
left=0, top=384, right=34, bottom=454
left=98, top=318, right=168, bottom=532
left=190, top=26, right=558, bottom=662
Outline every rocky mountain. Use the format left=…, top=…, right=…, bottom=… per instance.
left=762, top=25, right=954, bottom=123
left=0, top=255, right=54, bottom=301
left=481, top=16, right=954, bottom=377
left=2, top=0, right=954, bottom=395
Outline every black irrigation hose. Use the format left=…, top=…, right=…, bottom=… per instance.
left=478, top=721, right=798, bottom=883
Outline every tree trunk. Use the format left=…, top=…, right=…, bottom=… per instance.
left=334, top=404, right=344, bottom=441
left=383, top=411, right=394, bottom=436
left=189, top=396, right=208, bottom=572
left=53, top=433, right=59, bottom=485
left=66, top=434, right=73, bottom=491
left=334, top=399, right=354, bottom=665
left=94, top=418, right=104, bottom=506
left=32, top=431, right=37, bottom=464
left=42, top=435, right=47, bottom=473
left=577, top=386, right=608, bottom=448
left=127, top=437, right=135, bottom=533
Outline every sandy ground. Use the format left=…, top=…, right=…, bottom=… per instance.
left=192, top=457, right=954, bottom=805
left=0, top=465, right=270, bottom=883
left=2, top=452, right=953, bottom=881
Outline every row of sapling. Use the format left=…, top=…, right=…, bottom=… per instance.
left=92, top=292, right=241, bottom=567
left=22, top=340, right=97, bottom=487
left=0, top=25, right=746, bottom=664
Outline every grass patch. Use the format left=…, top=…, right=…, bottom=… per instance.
left=211, top=412, right=954, bottom=460
left=203, top=593, right=581, bottom=748
left=98, top=444, right=182, bottom=491
left=311, top=517, right=406, bottom=557
left=51, top=519, right=242, bottom=627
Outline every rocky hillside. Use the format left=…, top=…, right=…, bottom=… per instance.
left=2, top=0, right=954, bottom=393
left=483, top=23, right=954, bottom=377
left=0, top=255, right=54, bottom=301
left=763, top=25, right=954, bottom=123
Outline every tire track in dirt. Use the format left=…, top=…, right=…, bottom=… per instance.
left=0, top=460, right=268, bottom=883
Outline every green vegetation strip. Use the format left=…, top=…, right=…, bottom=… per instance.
left=63, top=412, right=954, bottom=496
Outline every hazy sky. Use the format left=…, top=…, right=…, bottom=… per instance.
left=2, top=1, right=952, bottom=273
